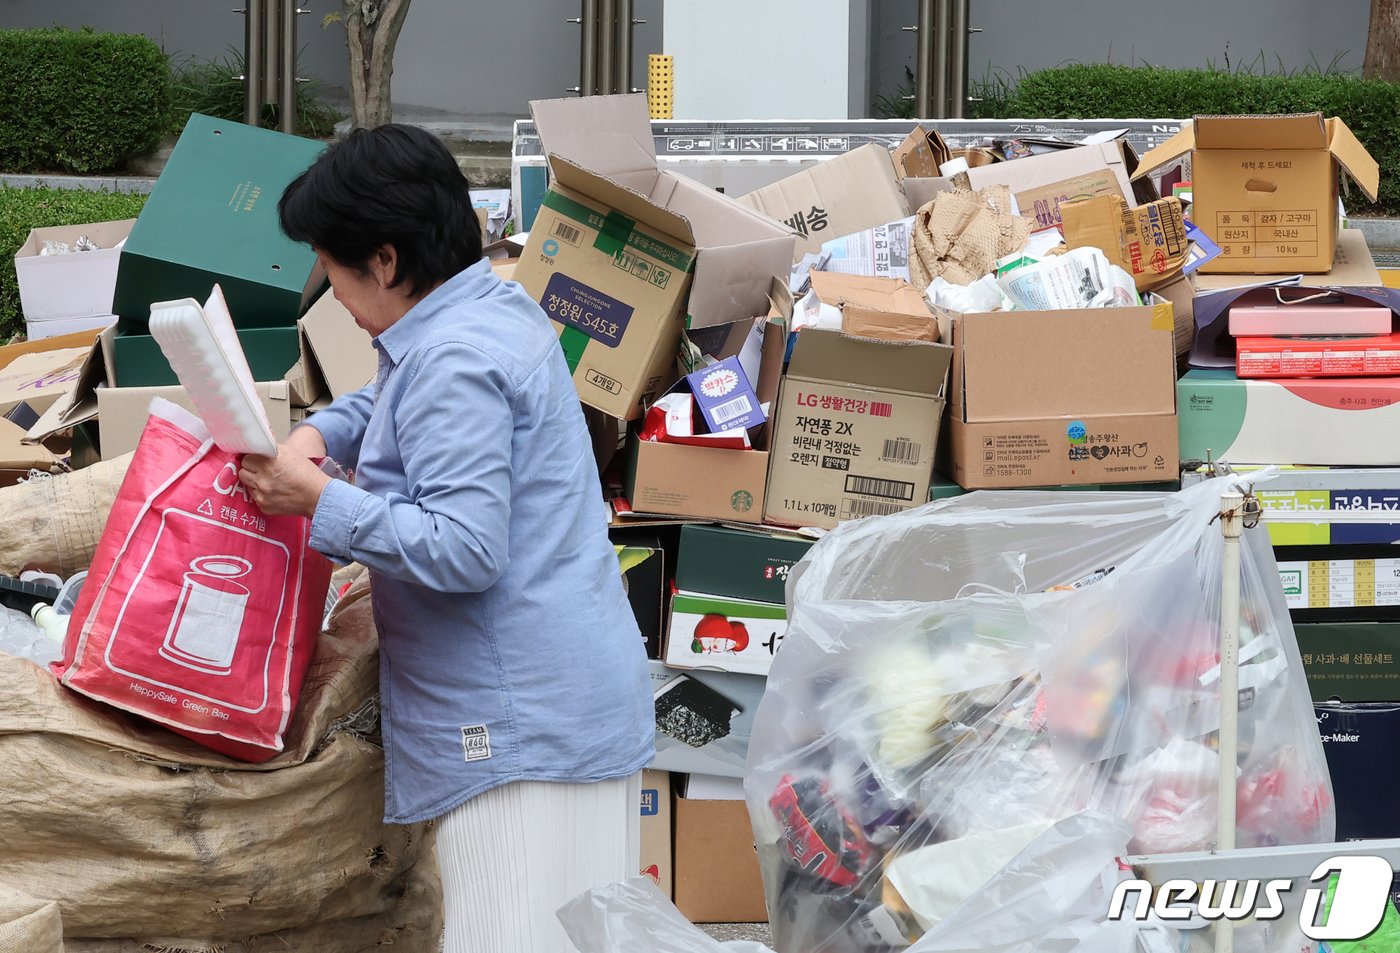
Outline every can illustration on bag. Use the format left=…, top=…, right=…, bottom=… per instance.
left=160, top=555, right=253, bottom=675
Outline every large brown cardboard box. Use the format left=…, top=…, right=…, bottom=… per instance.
left=738, top=144, right=910, bottom=260
left=764, top=329, right=952, bottom=530
left=624, top=283, right=789, bottom=523
left=965, top=141, right=1150, bottom=230
left=809, top=271, right=939, bottom=343
left=515, top=95, right=794, bottom=420
left=1133, top=113, right=1379, bottom=274
left=1191, top=228, right=1382, bottom=292
left=672, top=783, right=767, bottom=923
left=891, top=125, right=952, bottom=179
left=639, top=770, right=673, bottom=899
left=284, top=288, right=378, bottom=408
left=1061, top=195, right=1189, bottom=293
left=938, top=303, right=1179, bottom=489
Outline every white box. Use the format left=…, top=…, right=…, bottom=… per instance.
left=25, top=313, right=117, bottom=342
left=14, top=219, right=135, bottom=323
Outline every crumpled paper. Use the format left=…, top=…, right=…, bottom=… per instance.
left=910, top=186, right=1033, bottom=290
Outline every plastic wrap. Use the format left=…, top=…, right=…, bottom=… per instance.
left=744, top=476, right=1332, bottom=953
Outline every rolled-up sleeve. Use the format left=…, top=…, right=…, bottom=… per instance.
left=304, top=383, right=376, bottom=471
left=308, top=342, right=513, bottom=593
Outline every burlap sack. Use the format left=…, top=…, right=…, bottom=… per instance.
left=0, top=575, right=441, bottom=948
left=0, top=887, right=63, bottom=953
left=0, top=453, right=131, bottom=576
left=910, top=186, right=1033, bottom=291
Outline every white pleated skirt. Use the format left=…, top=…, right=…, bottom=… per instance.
left=436, top=774, right=641, bottom=953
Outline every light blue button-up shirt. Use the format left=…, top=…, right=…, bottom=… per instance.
left=305, top=258, right=654, bottom=824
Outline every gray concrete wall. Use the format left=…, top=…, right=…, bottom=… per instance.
left=873, top=0, right=1370, bottom=117
left=0, top=0, right=1370, bottom=119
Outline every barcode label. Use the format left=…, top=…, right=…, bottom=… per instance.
left=841, top=498, right=905, bottom=519
left=880, top=437, right=921, bottom=465
left=553, top=221, right=582, bottom=245
left=711, top=395, right=753, bottom=425
left=870, top=402, right=893, bottom=418
left=844, top=474, right=915, bottom=501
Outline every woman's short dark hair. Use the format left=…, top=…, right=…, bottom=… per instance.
left=279, top=124, right=482, bottom=295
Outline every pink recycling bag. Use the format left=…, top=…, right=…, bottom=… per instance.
left=54, top=400, right=332, bottom=762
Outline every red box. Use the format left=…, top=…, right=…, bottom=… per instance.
left=1236, top=333, right=1400, bottom=379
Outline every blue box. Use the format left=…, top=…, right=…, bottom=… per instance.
left=685, top=356, right=765, bottom=432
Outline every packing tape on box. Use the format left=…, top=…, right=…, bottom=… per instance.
left=595, top=210, right=637, bottom=258
left=1151, top=302, right=1174, bottom=332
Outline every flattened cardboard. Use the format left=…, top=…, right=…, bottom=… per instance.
left=737, top=144, right=909, bottom=259
left=940, top=303, right=1179, bottom=489
left=638, top=769, right=673, bottom=897
left=902, top=176, right=955, bottom=212
left=966, top=141, right=1145, bottom=231
left=1134, top=113, right=1380, bottom=274
left=1061, top=195, right=1189, bottom=292
left=764, top=329, right=952, bottom=529
left=0, top=418, right=58, bottom=485
left=0, top=329, right=102, bottom=373
left=286, top=289, right=378, bottom=406
left=672, top=787, right=767, bottom=923
left=526, top=94, right=794, bottom=330
left=892, top=126, right=952, bottom=179
left=14, top=219, right=134, bottom=324
left=809, top=271, right=939, bottom=343
left=97, top=381, right=293, bottom=460
left=0, top=339, right=92, bottom=417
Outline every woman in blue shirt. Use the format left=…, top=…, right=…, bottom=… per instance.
left=236, top=125, right=655, bottom=953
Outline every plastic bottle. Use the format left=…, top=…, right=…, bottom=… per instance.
left=30, top=604, right=69, bottom=644
left=938, top=156, right=973, bottom=192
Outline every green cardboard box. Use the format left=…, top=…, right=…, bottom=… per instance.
left=113, top=114, right=325, bottom=331
left=1296, top=622, right=1400, bottom=702
left=675, top=524, right=814, bottom=606
left=113, top=328, right=301, bottom=388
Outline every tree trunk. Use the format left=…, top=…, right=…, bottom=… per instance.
left=1364, top=0, right=1400, bottom=82
left=343, top=0, right=413, bottom=129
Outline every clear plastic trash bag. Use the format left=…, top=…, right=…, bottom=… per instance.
left=742, top=475, right=1332, bottom=953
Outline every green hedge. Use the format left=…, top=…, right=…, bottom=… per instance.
left=0, top=186, right=149, bottom=343
left=0, top=27, right=170, bottom=175
left=1004, top=65, right=1400, bottom=212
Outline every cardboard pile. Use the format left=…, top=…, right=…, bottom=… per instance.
left=17, top=114, right=378, bottom=466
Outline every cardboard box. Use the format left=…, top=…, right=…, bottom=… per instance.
left=649, top=661, right=766, bottom=778
left=519, top=94, right=793, bottom=355
left=684, top=356, right=765, bottom=432
left=892, top=126, right=952, bottom=180
left=1229, top=300, right=1392, bottom=338
left=1296, top=623, right=1400, bottom=702
left=808, top=272, right=939, bottom=344
left=1316, top=702, right=1400, bottom=841
left=1193, top=229, right=1384, bottom=292
left=14, top=219, right=134, bottom=325
left=1177, top=370, right=1400, bottom=465
left=113, top=327, right=301, bottom=389
left=0, top=345, right=90, bottom=417
left=964, top=141, right=1148, bottom=230
left=902, top=176, right=955, bottom=212
left=928, top=471, right=1179, bottom=502
left=1135, top=113, right=1380, bottom=274
left=939, top=304, right=1179, bottom=489
left=97, top=381, right=293, bottom=460
left=665, top=590, right=788, bottom=677
left=675, top=523, right=814, bottom=606
left=738, top=143, right=909, bottom=259
left=1277, top=544, right=1400, bottom=623
left=624, top=290, right=789, bottom=522
left=1236, top=332, right=1400, bottom=378
left=765, top=329, right=952, bottom=529
left=284, top=289, right=378, bottom=407
left=113, top=114, right=325, bottom=331
left=0, top=418, right=59, bottom=485
left=639, top=769, right=673, bottom=898
left=1061, top=195, right=1188, bottom=292
left=672, top=778, right=768, bottom=923
left=612, top=528, right=666, bottom=658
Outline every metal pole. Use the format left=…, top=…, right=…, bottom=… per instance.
left=1215, top=489, right=1243, bottom=953
left=614, top=0, right=633, bottom=96
left=596, top=0, right=616, bottom=95
left=574, top=0, right=598, bottom=96
left=243, top=0, right=264, bottom=125
left=263, top=0, right=282, bottom=108
left=912, top=0, right=933, bottom=118
left=279, top=0, right=297, bottom=133
left=948, top=0, right=969, bottom=118
left=932, top=0, right=952, bottom=119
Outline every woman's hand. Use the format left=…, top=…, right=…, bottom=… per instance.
left=238, top=443, right=333, bottom=518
